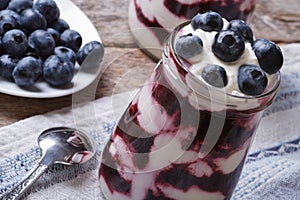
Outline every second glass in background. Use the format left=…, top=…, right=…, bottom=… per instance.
left=128, top=0, right=256, bottom=60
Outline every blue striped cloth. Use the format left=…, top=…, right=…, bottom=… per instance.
left=233, top=139, right=300, bottom=200
left=0, top=123, right=299, bottom=199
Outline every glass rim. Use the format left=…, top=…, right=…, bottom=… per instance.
left=167, top=21, right=281, bottom=101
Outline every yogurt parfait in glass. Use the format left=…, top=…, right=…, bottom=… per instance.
left=100, top=11, right=283, bottom=200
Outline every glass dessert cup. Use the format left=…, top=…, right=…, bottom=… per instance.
left=128, top=0, right=256, bottom=60
left=99, top=22, right=280, bottom=200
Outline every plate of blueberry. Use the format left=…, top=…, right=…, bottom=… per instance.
left=0, top=0, right=104, bottom=98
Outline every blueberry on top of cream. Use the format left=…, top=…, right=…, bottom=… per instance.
left=191, top=11, right=223, bottom=32
left=174, top=12, right=284, bottom=96
left=227, top=19, right=253, bottom=42
left=238, top=64, right=268, bottom=96
left=252, top=39, right=284, bottom=74
left=175, top=33, right=203, bottom=59
left=202, top=64, right=228, bottom=88
left=212, top=30, right=245, bottom=62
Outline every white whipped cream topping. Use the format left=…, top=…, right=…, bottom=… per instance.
left=162, top=19, right=276, bottom=111
left=179, top=21, right=260, bottom=96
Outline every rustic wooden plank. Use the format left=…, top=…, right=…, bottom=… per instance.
left=251, top=0, right=300, bottom=43
left=96, top=47, right=155, bottom=98
left=71, top=0, right=136, bottom=48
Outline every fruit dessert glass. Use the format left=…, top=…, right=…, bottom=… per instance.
left=99, top=12, right=283, bottom=200
left=128, top=0, right=256, bottom=60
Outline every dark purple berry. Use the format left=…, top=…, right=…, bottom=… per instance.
left=238, top=64, right=268, bottom=96
left=12, top=56, right=42, bottom=88
left=0, top=12, right=18, bottom=36
left=191, top=11, right=223, bottom=32
left=0, top=0, right=10, bottom=10
left=227, top=19, right=253, bottom=42
left=202, top=64, right=227, bottom=88
left=0, top=10, right=19, bottom=21
left=0, top=38, right=4, bottom=55
left=43, top=55, right=75, bottom=86
left=174, top=34, right=203, bottom=59
left=77, top=40, right=104, bottom=65
left=33, top=0, right=60, bottom=24
left=19, top=8, right=47, bottom=34
left=25, top=51, right=43, bottom=66
left=212, top=30, right=245, bottom=62
left=2, top=29, right=28, bottom=57
left=47, top=27, right=60, bottom=45
left=28, top=29, right=55, bottom=58
left=60, top=29, right=82, bottom=53
left=0, top=54, right=19, bottom=81
left=54, top=46, right=76, bottom=65
left=7, top=0, right=33, bottom=14
left=252, top=39, right=283, bottom=74
left=47, top=18, right=69, bottom=33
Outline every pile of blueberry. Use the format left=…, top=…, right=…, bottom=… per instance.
left=0, top=0, right=104, bottom=88
left=175, top=11, right=284, bottom=96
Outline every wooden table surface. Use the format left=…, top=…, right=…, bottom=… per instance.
left=0, top=0, right=299, bottom=128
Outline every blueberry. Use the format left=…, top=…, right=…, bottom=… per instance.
left=238, top=64, right=268, bottom=96
left=174, top=34, right=203, bottom=59
left=28, top=29, right=55, bottom=58
left=60, top=29, right=82, bottom=53
left=47, top=28, right=60, bottom=45
left=0, top=12, right=18, bottom=36
left=191, top=11, right=223, bottom=32
left=43, top=55, right=75, bottom=86
left=227, top=20, right=253, bottom=42
left=19, top=8, right=46, bottom=34
left=0, top=0, right=10, bottom=10
left=47, top=18, right=69, bottom=33
left=33, top=0, right=60, bottom=24
left=0, top=54, right=19, bottom=81
left=2, top=29, right=28, bottom=57
left=252, top=39, right=283, bottom=74
left=0, top=38, right=4, bottom=55
left=212, top=30, right=245, bottom=62
left=7, top=0, right=33, bottom=14
left=25, top=51, right=43, bottom=66
left=77, top=40, right=104, bottom=65
left=0, top=10, right=19, bottom=21
left=54, top=46, right=76, bottom=65
left=12, top=56, right=42, bottom=88
left=202, top=64, right=227, bottom=88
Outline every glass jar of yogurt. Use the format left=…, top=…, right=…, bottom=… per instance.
left=128, top=0, right=256, bottom=60
left=99, top=11, right=283, bottom=200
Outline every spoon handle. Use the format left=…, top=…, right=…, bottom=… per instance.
left=1, top=162, right=48, bottom=200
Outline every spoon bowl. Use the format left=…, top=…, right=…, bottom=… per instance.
left=38, top=127, right=96, bottom=165
left=2, top=126, right=96, bottom=200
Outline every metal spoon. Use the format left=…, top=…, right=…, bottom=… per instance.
left=1, top=127, right=96, bottom=200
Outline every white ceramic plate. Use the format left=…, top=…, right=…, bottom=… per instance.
left=0, top=0, right=103, bottom=98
